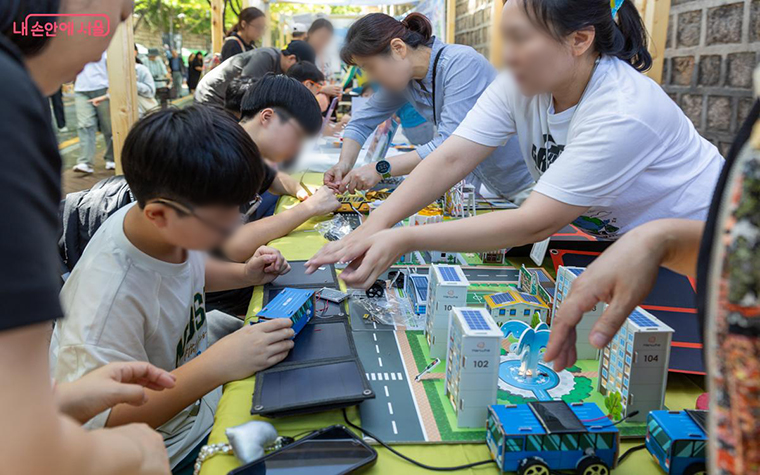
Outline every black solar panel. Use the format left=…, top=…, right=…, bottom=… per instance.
left=685, top=409, right=708, bottom=433
left=283, top=323, right=353, bottom=363
left=272, top=261, right=338, bottom=288
left=529, top=401, right=587, bottom=434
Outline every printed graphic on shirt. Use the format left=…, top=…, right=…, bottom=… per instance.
left=176, top=292, right=208, bottom=367
left=531, top=133, right=564, bottom=173
left=572, top=214, right=620, bottom=238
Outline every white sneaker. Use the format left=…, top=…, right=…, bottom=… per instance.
left=105, top=161, right=116, bottom=170
left=72, top=163, right=94, bottom=174
left=58, top=126, right=69, bottom=133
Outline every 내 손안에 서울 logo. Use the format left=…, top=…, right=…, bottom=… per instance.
left=12, top=14, right=110, bottom=38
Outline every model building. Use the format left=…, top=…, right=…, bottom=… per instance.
left=424, top=264, right=469, bottom=358
left=484, top=289, right=550, bottom=327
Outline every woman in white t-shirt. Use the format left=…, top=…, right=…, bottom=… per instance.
left=305, top=0, right=724, bottom=288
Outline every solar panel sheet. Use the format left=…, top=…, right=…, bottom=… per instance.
left=411, top=275, right=428, bottom=301
left=490, top=293, right=515, bottom=305
left=529, top=401, right=587, bottom=434
left=439, top=266, right=461, bottom=282
left=521, top=293, right=542, bottom=305
left=629, top=308, right=657, bottom=328
left=283, top=323, right=352, bottom=364
left=568, top=267, right=584, bottom=277
left=461, top=310, right=491, bottom=331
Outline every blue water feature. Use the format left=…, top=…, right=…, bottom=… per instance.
left=499, top=359, right=560, bottom=401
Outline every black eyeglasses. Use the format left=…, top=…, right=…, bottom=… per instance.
left=149, top=195, right=262, bottom=238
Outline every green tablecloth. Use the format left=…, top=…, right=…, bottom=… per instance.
left=199, top=173, right=704, bottom=475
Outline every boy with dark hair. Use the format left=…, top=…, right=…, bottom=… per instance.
left=286, top=61, right=325, bottom=96
left=50, top=106, right=294, bottom=472
left=224, top=76, right=258, bottom=119
left=221, top=74, right=340, bottom=266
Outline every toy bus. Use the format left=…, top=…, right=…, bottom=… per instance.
left=256, top=288, right=315, bottom=337
left=645, top=410, right=707, bottom=475
left=486, top=401, right=619, bottom=475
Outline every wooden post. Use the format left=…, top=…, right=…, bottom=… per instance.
left=636, top=0, right=672, bottom=84
left=211, top=0, right=224, bottom=54
left=489, top=0, right=504, bottom=66
left=106, top=16, right=138, bottom=175
left=446, top=0, right=456, bottom=43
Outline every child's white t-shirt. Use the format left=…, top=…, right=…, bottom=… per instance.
left=49, top=203, right=220, bottom=469
left=453, top=55, right=724, bottom=238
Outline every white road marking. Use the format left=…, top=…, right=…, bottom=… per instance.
left=392, top=420, right=398, bottom=434
left=373, top=333, right=377, bottom=341
left=384, top=386, right=389, bottom=397
left=384, top=372, right=389, bottom=380
left=387, top=402, right=394, bottom=415
left=392, top=330, right=427, bottom=440
left=390, top=373, right=396, bottom=380
left=366, top=373, right=369, bottom=380
left=375, top=344, right=380, bottom=354
left=378, top=357, right=383, bottom=367
left=397, top=372, right=403, bottom=380
left=370, top=373, right=376, bottom=381
left=372, top=322, right=377, bottom=329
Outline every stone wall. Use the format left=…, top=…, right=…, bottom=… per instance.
left=662, top=0, right=759, bottom=155
left=133, top=21, right=210, bottom=53
left=454, top=0, right=493, bottom=58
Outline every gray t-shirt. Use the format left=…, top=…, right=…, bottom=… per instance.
left=194, top=47, right=281, bottom=107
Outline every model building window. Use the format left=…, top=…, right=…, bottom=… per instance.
left=510, top=309, right=516, bottom=316
left=523, top=309, right=530, bottom=316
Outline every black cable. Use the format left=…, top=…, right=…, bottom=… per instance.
left=341, top=409, right=495, bottom=472
left=617, top=444, right=647, bottom=465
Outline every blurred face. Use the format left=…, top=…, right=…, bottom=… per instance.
left=144, top=201, right=242, bottom=251
left=242, top=16, right=266, bottom=42
left=303, top=80, right=322, bottom=96
left=243, top=108, right=309, bottom=162
left=307, top=27, right=332, bottom=54
left=352, top=39, right=413, bottom=92
left=500, top=0, right=584, bottom=96
left=171, top=50, right=178, bottom=58
left=25, top=0, right=135, bottom=95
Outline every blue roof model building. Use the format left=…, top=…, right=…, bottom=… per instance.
left=257, top=288, right=315, bottom=336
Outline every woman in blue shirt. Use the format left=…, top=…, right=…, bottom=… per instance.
left=324, top=13, right=533, bottom=200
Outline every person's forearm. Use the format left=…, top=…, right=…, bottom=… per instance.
left=106, top=351, right=223, bottom=429
left=638, top=219, right=704, bottom=278
left=269, top=172, right=301, bottom=197
left=395, top=206, right=566, bottom=255
left=205, top=258, right=262, bottom=291
left=223, top=204, right=317, bottom=262
left=388, top=151, right=421, bottom=176
left=363, top=137, right=489, bottom=230
left=338, top=138, right=362, bottom=169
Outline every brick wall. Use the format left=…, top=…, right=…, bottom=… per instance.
left=454, top=0, right=493, bottom=57
left=662, top=0, right=759, bottom=155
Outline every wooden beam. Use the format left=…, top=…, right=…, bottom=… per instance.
left=211, top=0, right=224, bottom=54
left=106, top=17, right=138, bottom=175
left=636, top=0, right=672, bottom=83
left=446, top=0, right=456, bottom=43
left=489, top=0, right=504, bottom=66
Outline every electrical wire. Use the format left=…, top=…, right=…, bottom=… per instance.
left=341, top=409, right=495, bottom=472
left=617, top=444, right=647, bottom=465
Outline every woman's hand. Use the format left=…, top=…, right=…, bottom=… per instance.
left=544, top=225, right=671, bottom=372
left=324, top=161, right=352, bottom=191
left=334, top=228, right=410, bottom=289
left=341, top=163, right=382, bottom=193
left=321, top=84, right=343, bottom=97
left=305, top=219, right=386, bottom=274
left=302, top=186, right=341, bottom=216
left=56, top=362, right=176, bottom=424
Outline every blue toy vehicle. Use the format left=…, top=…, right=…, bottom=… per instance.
left=486, top=401, right=619, bottom=475
left=645, top=410, right=707, bottom=475
left=256, top=288, right=315, bottom=337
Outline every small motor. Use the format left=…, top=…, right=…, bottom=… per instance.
left=365, top=280, right=385, bottom=299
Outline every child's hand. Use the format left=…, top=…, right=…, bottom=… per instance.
left=324, top=162, right=351, bottom=191
left=341, top=164, right=382, bottom=194
left=544, top=226, right=666, bottom=371
left=333, top=228, right=409, bottom=289
left=244, top=247, right=291, bottom=285
left=56, top=362, right=176, bottom=424
left=108, top=423, right=171, bottom=474
left=212, top=319, right=295, bottom=381
left=303, top=186, right=340, bottom=216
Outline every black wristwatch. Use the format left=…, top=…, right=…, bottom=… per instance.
left=375, top=160, right=392, bottom=179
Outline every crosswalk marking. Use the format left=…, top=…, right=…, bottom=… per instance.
left=366, top=372, right=405, bottom=381
left=390, top=373, right=396, bottom=380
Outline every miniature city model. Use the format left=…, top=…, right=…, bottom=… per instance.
left=598, top=307, right=673, bottom=422
left=406, top=273, right=429, bottom=315
left=486, top=401, right=619, bottom=474
left=445, top=308, right=501, bottom=428
left=552, top=266, right=604, bottom=359
left=257, top=288, right=315, bottom=336
left=645, top=409, right=707, bottom=475
left=518, top=265, right=554, bottom=317
left=480, top=249, right=506, bottom=264
left=424, top=264, right=470, bottom=358
left=484, top=289, right=550, bottom=327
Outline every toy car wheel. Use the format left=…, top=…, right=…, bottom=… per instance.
left=683, top=462, right=706, bottom=475
left=576, top=456, right=609, bottom=475
left=517, top=457, right=550, bottom=475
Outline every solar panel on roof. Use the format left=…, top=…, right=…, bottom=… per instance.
left=439, top=266, right=461, bottom=282
left=685, top=410, right=708, bottom=433
left=521, top=293, right=542, bottom=305
left=529, top=401, right=587, bottom=434
left=490, top=293, right=515, bottom=305
left=411, top=275, right=428, bottom=301
left=629, top=308, right=657, bottom=327
left=461, top=310, right=491, bottom=331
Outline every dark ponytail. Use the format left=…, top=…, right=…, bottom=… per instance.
left=340, top=12, right=433, bottom=65
left=521, top=0, right=652, bottom=72
left=227, top=7, right=265, bottom=36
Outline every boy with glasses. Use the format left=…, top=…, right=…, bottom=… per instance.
left=50, top=106, right=294, bottom=473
